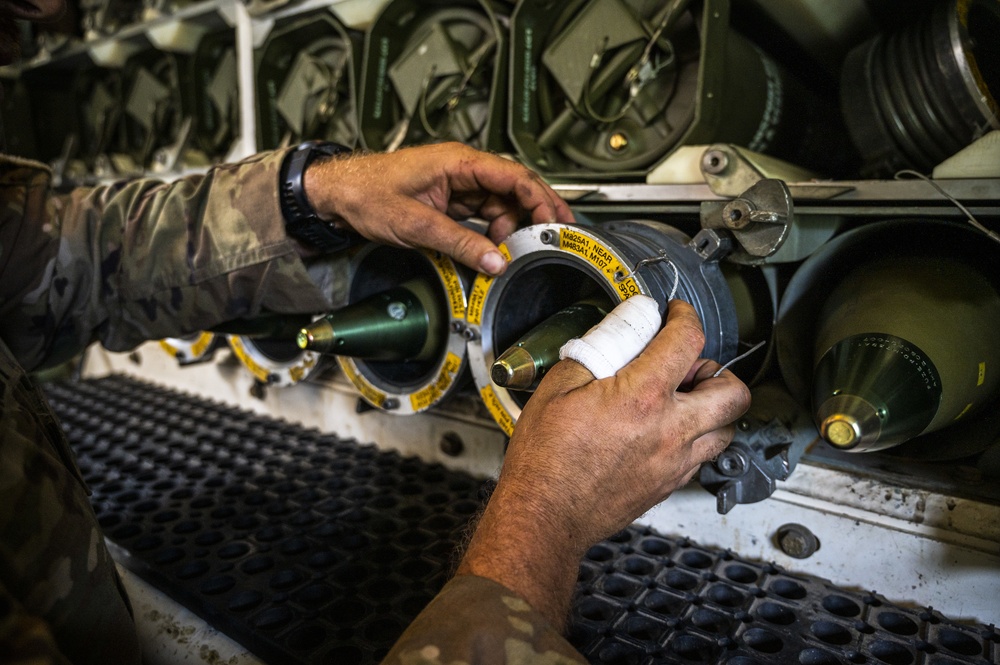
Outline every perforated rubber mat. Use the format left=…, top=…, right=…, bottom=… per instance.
left=44, top=375, right=999, bottom=665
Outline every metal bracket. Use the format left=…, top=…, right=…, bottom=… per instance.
left=697, top=143, right=857, bottom=264
left=699, top=142, right=853, bottom=199
left=701, top=178, right=794, bottom=262
left=699, top=383, right=817, bottom=514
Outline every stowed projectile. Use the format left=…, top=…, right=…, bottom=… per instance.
left=812, top=255, right=1000, bottom=452
left=297, top=279, right=445, bottom=362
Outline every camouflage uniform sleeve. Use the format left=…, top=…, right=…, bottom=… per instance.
left=0, top=150, right=332, bottom=372
left=0, top=591, right=72, bottom=665
left=380, top=575, right=588, bottom=665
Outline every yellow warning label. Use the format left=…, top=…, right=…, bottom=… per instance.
left=429, top=252, right=467, bottom=320
left=159, top=340, right=179, bottom=358
left=954, top=403, right=973, bottom=421
left=288, top=356, right=316, bottom=384
left=467, top=274, right=493, bottom=326
left=978, top=362, right=986, bottom=387
left=410, top=352, right=462, bottom=411
left=466, top=244, right=511, bottom=325
left=342, top=361, right=387, bottom=408
left=189, top=332, right=213, bottom=359
left=558, top=228, right=638, bottom=300
left=229, top=337, right=270, bottom=383
left=480, top=385, right=515, bottom=436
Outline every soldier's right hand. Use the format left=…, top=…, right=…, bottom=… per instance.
left=456, top=300, right=751, bottom=626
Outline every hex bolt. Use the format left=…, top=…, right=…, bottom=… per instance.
left=716, top=449, right=748, bottom=477
left=722, top=199, right=754, bottom=230
left=439, top=432, right=464, bottom=457
left=775, top=523, right=820, bottom=559
left=609, top=132, right=629, bottom=151
left=461, top=327, right=480, bottom=342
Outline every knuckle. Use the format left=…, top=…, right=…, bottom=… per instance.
left=721, top=382, right=752, bottom=420
left=669, top=299, right=695, bottom=315
left=735, top=383, right=752, bottom=412
left=681, top=324, right=706, bottom=353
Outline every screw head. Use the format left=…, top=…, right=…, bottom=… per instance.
left=716, top=449, right=748, bottom=477
left=775, top=523, right=820, bottom=559
left=702, top=149, right=729, bottom=174
left=722, top=199, right=754, bottom=230
left=386, top=301, right=408, bottom=320
left=439, top=432, right=464, bottom=457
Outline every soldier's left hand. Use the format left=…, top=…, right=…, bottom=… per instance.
left=303, top=142, right=574, bottom=275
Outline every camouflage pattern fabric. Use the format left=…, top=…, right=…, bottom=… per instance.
left=0, top=150, right=328, bottom=663
left=0, top=335, right=139, bottom=665
left=380, top=576, right=587, bottom=665
left=0, top=151, right=331, bottom=374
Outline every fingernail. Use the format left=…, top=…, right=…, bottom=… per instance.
left=480, top=250, right=506, bottom=276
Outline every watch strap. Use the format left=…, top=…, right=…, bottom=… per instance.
left=279, top=140, right=354, bottom=253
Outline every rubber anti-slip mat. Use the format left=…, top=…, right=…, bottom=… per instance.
left=44, top=375, right=999, bottom=665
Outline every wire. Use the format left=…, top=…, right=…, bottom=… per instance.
left=614, top=251, right=678, bottom=297
left=894, top=169, right=1000, bottom=245
left=574, top=0, right=685, bottom=126
left=417, top=39, right=495, bottom=141
left=713, top=340, right=767, bottom=378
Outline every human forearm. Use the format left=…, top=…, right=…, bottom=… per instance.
left=379, top=575, right=587, bottom=665
left=0, top=150, right=330, bottom=371
left=456, top=476, right=586, bottom=628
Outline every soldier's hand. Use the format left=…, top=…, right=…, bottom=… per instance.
left=457, top=300, right=751, bottom=626
left=303, top=142, right=574, bottom=275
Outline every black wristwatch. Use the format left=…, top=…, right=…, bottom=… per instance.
left=279, top=140, right=354, bottom=253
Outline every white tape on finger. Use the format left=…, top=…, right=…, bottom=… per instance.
left=558, top=295, right=662, bottom=379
